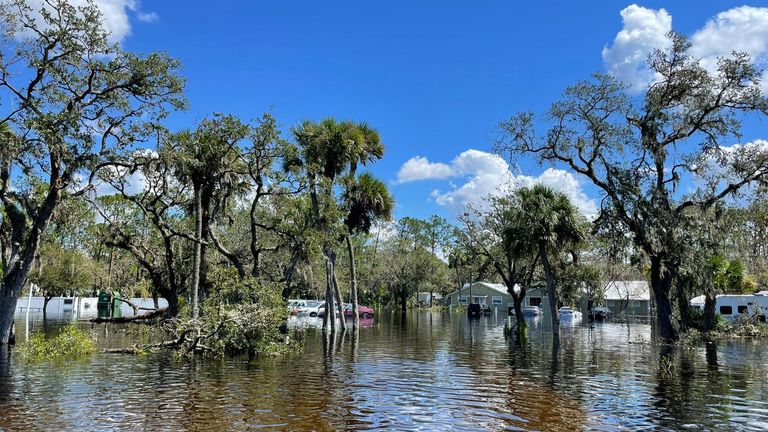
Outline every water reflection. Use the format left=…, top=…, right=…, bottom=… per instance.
left=0, top=312, right=767, bottom=430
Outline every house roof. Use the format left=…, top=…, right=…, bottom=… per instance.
left=603, top=280, right=650, bottom=301
left=448, top=282, right=519, bottom=297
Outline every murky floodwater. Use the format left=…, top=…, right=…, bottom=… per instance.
left=1, top=311, right=767, bottom=431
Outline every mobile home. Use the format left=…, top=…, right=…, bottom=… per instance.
left=690, top=292, right=768, bottom=322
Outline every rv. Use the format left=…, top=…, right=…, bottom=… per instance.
left=690, top=291, right=768, bottom=322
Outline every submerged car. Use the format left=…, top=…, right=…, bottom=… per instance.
left=522, top=306, right=543, bottom=316
left=479, top=303, right=491, bottom=315
left=590, top=306, right=611, bottom=321
left=559, top=306, right=583, bottom=323
left=299, top=300, right=324, bottom=317
left=343, top=304, right=375, bottom=319
left=288, top=300, right=324, bottom=317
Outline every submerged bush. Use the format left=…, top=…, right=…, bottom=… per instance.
left=160, top=270, right=302, bottom=359
left=19, top=325, right=97, bottom=361
left=730, top=315, right=768, bottom=338
left=687, top=308, right=729, bottom=333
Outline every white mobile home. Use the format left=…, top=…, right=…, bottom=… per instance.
left=690, top=292, right=768, bottom=322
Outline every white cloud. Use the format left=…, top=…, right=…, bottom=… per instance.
left=602, top=5, right=768, bottom=93
left=396, top=156, right=455, bottom=183
left=602, top=5, right=672, bottom=93
left=15, top=0, right=157, bottom=43
left=690, top=6, right=768, bottom=94
left=402, top=150, right=598, bottom=218
left=136, top=11, right=158, bottom=23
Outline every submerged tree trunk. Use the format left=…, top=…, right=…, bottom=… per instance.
left=703, top=293, right=717, bottom=332
left=676, top=276, right=691, bottom=332
left=650, top=256, right=678, bottom=342
left=346, top=235, right=360, bottom=331
left=191, top=186, right=203, bottom=321
left=43, top=296, right=52, bottom=321
left=539, top=244, right=559, bottom=335
left=400, top=286, right=408, bottom=313
left=512, top=293, right=526, bottom=327
left=0, top=182, right=61, bottom=344
left=331, top=265, right=347, bottom=332
left=322, top=249, right=335, bottom=333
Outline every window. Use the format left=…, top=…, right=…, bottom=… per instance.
left=63, top=299, right=73, bottom=305
left=459, top=296, right=468, bottom=304
left=738, top=305, right=748, bottom=314
left=529, top=297, right=542, bottom=307
left=720, top=305, right=733, bottom=315
left=492, top=296, right=503, bottom=305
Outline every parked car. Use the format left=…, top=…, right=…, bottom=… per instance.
left=287, top=299, right=303, bottom=315
left=559, top=306, right=582, bottom=323
left=522, top=306, right=543, bottom=316
left=590, top=306, right=611, bottom=321
left=296, top=300, right=324, bottom=317
left=479, top=303, right=491, bottom=315
left=317, top=304, right=336, bottom=318
left=343, top=304, right=375, bottom=319
left=288, top=300, right=324, bottom=317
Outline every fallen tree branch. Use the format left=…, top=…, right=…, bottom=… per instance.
left=89, top=307, right=167, bottom=323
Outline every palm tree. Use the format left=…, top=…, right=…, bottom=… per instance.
left=292, top=118, right=387, bottom=333
left=703, top=255, right=747, bottom=332
left=170, top=114, right=249, bottom=319
left=344, top=173, right=394, bottom=329
left=516, top=185, right=585, bottom=334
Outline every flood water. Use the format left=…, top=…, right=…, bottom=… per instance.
left=1, top=311, right=768, bottom=431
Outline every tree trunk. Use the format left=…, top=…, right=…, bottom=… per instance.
left=400, top=286, right=407, bottom=313
left=346, top=235, right=360, bottom=331
left=165, top=291, right=179, bottom=318
left=676, top=276, right=691, bottom=332
left=107, top=247, right=115, bottom=290
left=512, top=294, right=526, bottom=327
left=43, top=296, right=52, bottom=321
left=703, top=293, right=717, bottom=332
left=199, top=188, right=213, bottom=301
left=650, top=255, right=679, bottom=342
left=322, top=250, right=335, bottom=333
left=0, top=181, right=61, bottom=344
left=191, top=186, right=203, bottom=320
left=331, top=252, right=346, bottom=333
left=0, top=289, right=18, bottom=345
left=539, top=243, right=559, bottom=335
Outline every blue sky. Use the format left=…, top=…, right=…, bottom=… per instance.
left=82, top=1, right=768, bottom=221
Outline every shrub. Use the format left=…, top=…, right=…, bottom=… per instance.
left=730, top=315, right=768, bottom=338
left=166, top=269, right=302, bottom=359
left=19, top=325, right=97, bottom=361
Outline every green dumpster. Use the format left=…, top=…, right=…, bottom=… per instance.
left=97, top=291, right=123, bottom=318
left=111, top=292, right=122, bottom=318
left=97, top=291, right=112, bottom=318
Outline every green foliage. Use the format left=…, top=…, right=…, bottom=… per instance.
left=344, top=173, right=394, bottom=234
left=194, top=268, right=301, bottom=358
left=19, top=326, right=97, bottom=361
left=729, top=315, right=768, bottom=338
left=205, top=267, right=284, bottom=308
left=498, top=31, right=768, bottom=342
left=687, top=307, right=732, bottom=333
left=31, top=242, right=99, bottom=298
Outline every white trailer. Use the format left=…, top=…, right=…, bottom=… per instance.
left=690, top=291, right=768, bottom=322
